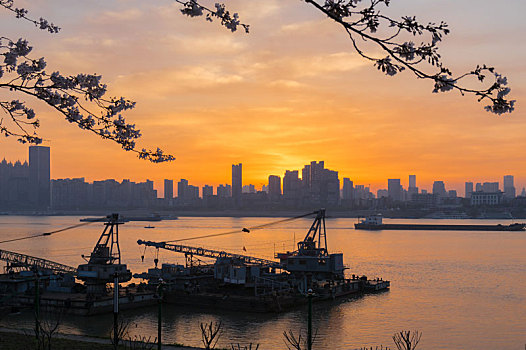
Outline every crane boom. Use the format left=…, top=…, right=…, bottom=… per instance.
left=137, top=240, right=281, bottom=268
left=0, top=248, right=77, bottom=275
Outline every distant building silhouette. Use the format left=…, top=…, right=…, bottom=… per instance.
left=388, top=179, right=402, bottom=202
left=432, top=181, right=446, bottom=198
left=465, top=182, right=474, bottom=198
left=164, top=179, right=174, bottom=199
left=202, top=185, right=213, bottom=197
left=342, top=178, right=354, bottom=202
left=482, top=182, right=499, bottom=193
left=283, top=170, right=302, bottom=206
left=0, top=158, right=30, bottom=209
left=503, top=175, right=516, bottom=199
left=217, top=184, right=232, bottom=198
left=29, top=146, right=50, bottom=210
left=301, top=161, right=340, bottom=206
left=408, top=175, right=416, bottom=189
left=268, top=175, right=281, bottom=202
left=232, top=163, right=242, bottom=206
left=408, top=175, right=418, bottom=200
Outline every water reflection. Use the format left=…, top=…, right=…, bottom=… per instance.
left=0, top=216, right=525, bottom=349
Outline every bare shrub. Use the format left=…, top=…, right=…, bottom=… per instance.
left=392, top=330, right=422, bottom=350
left=200, top=321, right=223, bottom=350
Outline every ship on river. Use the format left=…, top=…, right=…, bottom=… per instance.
left=355, top=214, right=526, bottom=231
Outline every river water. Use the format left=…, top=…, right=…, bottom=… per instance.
left=0, top=215, right=525, bottom=349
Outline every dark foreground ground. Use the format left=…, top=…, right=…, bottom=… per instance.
left=0, top=328, right=204, bottom=350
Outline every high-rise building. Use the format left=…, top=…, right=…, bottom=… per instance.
left=465, top=182, right=473, bottom=198
left=232, top=163, right=242, bottom=205
left=300, top=161, right=339, bottom=205
left=503, top=175, right=516, bottom=199
left=164, top=179, right=173, bottom=199
left=409, top=175, right=416, bottom=189
left=482, top=182, right=499, bottom=193
left=342, top=178, right=354, bottom=201
left=268, top=175, right=281, bottom=202
left=388, top=179, right=402, bottom=201
left=407, top=174, right=418, bottom=199
left=217, top=184, right=231, bottom=197
left=432, top=181, right=446, bottom=197
left=177, top=179, right=188, bottom=200
left=283, top=170, right=302, bottom=205
left=29, top=145, right=50, bottom=209
left=202, top=185, right=213, bottom=197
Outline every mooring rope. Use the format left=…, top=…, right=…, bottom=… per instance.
left=162, top=211, right=317, bottom=243
left=0, top=220, right=102, bottom=245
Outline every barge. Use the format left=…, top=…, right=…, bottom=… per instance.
left=355, top=215, right=526, bottom=231
left=136, top=209, right=389, bottom=312
left=0, top=211, right=390, bottom=315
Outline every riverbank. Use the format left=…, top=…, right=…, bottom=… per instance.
left=2, top=208, right=526, bottom=219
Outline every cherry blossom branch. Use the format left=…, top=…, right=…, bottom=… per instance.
left=175, top=0, right=249, bottom=33
left=0, top=37, right=174, bottom=162
left=302, top=0, right=514, bottom=114
left=0, top=0, right=60, bottom=33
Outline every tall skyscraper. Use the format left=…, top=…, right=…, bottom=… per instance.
left=407, top=175, right=418, bottom=199
left=164, top=179, right=173, bottom=199
left=503, top=175, right=516, bottom=199
left=283, top=170, right=301, bottom=206
left=465, top=182, right=474, bottom=198
left=232, top=163, right=242, bottom=206
left=29, top=146, right=50, bottom=209
left=388, top=179, right=402, bottom=201
left=342, top=178, right=354, bottom=201
left=268, top=175, right=281, bottom=202
left=409, top=175, right=416, bottom=189
left=177, top=179, right=188, bottom=200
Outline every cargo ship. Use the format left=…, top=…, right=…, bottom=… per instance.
left=354, top=215, right=526, bottom=231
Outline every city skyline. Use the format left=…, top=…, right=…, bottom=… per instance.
left=1, top=148, right=523, bottom=200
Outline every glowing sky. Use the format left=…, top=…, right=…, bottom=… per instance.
left=1, top=0, right=525, bottom=194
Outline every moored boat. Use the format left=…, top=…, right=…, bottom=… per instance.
left=354, top=215, right=526, bottom=231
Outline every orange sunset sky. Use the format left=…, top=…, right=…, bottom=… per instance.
left=1, top=0, right=525, bottom=195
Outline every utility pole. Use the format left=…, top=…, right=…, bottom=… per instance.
left=307, top=288, right=313, bottom=350
left=34, top=270, right=40, bottom=341
left=157, top=279, right=164, bottom=350
left=113, top=273, right=119, bottom=350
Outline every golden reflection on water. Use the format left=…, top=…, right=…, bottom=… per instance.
left=0, top=215, right=525, bottom=349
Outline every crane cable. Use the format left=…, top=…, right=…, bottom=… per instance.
left=162, top=210, right=317, bottom=244
left=0, top=219, right=103, bottom=245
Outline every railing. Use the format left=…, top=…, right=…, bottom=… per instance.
left=254, top=276, right=292, bottom=296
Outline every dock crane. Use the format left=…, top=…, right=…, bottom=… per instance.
left=137, top=239, right=282, bottom=269
left=77, top=214, right=131, bottom=295
left=0, top=248, right=77, bottom=275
